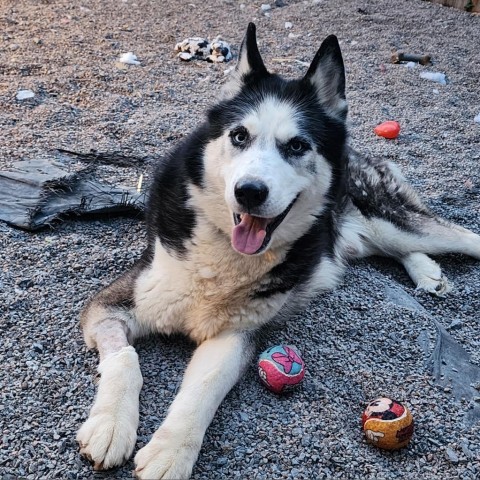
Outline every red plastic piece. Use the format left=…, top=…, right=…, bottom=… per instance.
left=374, top=121, right=401, bottom=139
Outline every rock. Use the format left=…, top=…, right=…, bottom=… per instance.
left=114, top=61, right=128, bottom=70
left=447, top=318, right=463, bottom=330
left=239, top=412, right=249, bottom=421
left=58, top=439, right=67, bottom=454
left=445, top=447, right=458, bottom=463
left=460, top=441, right=474, bottom=459
left=17, top=278, right=34, bottom=289
left=16, top=90, right=35, bottom=100
left=301, top=434, right=312, bottom=446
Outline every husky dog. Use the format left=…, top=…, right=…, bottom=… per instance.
left=77, top=23, right=480, bottom=479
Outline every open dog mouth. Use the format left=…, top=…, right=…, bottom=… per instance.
left=231, top=196, right=298, bottom=255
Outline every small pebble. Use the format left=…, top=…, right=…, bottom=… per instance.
left=445, top=447, right=458, bottom=463
left=301, top=435, right=312, bottom=446
left=16, top=90, right=35, bottom=100
left=460, top=442, right=474, bottom=459
left=17, top=278, right=34, bottom=289
left=448, top=318, right=463, bottom=329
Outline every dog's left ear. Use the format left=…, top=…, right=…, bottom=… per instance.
left=304, top=35, right=347, bottom=120
left=221, top=23, right=268, bottom=99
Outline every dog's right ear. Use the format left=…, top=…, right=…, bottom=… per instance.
left=221, top=23, right=268, bottom=99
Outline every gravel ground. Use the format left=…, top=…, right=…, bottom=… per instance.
left=1, top=0, right=480, bottom=479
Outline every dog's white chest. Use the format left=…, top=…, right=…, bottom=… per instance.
left=133, top=235, right=287, bottom=342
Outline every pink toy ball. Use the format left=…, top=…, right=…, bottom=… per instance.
left=258, top=345, right=305, bottom=394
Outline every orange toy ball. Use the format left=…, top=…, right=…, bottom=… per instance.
left=362, top=397, right=414, bottom=450
left=374, top=121, right=401, bottom=139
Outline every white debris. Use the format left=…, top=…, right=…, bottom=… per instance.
left=433, top=89, right=439, bottom=95
left=420, top=71, right=446, bottom=85
left=119, top=52, right=140, bottom=65
left=288, top=33, right=301, bottom=39
left=351, top=40, right=358, bottom=45
left=405, top=61, right=416, bottom=69
left=474, top=113, right=480, bottom=124
left=136, top=174, right=144, bottom=193
left=16, top=89, right=35, bottom=100
left=285, top=22, right=293, bottom=29
left=261, top=4, right=271, bottom=11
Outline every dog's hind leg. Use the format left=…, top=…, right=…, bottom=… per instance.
left=404, top=218, right=480, bottom=260
left=364, top=215, right=480, bottom=294
left=134, top=329, right=255, bottom=480
left=77, top=265, right=145, bottom=470
left=398, top=219, right=480, bottom=294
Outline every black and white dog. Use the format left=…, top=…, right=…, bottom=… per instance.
left=77, top=24, right=480, bottom=479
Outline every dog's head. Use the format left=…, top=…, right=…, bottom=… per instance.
left=198, top=23, right=348, bottom=256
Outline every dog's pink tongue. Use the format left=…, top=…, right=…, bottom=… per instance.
left=232, top=214, right=268, bottom=255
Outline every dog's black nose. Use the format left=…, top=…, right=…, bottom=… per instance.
left=234, top=181, right=269, bottom=210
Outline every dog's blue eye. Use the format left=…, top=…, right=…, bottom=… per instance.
left=230, top=127, right=249, bottom=147
left=288, top=138, right=309, bottom=154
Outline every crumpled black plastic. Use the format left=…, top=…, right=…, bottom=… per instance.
left=428, top=320, right=480, bottom=426
left=386, top=284, right=480, bottom=426
left=0, top=156, right=145, bottom=230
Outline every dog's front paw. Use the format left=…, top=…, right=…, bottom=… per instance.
left=416, top=274, right=451, bottom=297
left=77, top=406, right=138, bottom=470
left=77, top=346, right=142, bottom=470
left=134, top=425, right=201, bottom=480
